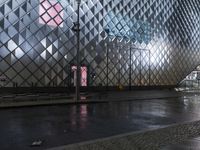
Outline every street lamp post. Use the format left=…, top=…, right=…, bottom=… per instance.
left=72, top=0, right=81, bottom=101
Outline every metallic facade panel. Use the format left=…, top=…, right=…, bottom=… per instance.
left=0, top=0, right=200, bottom=87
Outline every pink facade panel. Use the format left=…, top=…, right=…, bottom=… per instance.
left=39, top=0, right=64, bottom=27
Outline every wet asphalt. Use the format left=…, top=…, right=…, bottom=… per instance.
left=0, top=92, right=200, bottom=150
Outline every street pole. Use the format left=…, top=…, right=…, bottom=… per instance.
left=129, top=42, right=132, bottom=91
left=75, top=0, right=81, bottom=101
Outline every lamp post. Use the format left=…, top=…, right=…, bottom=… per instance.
left=72, top=0, right=81, bottom=101
left=104, top=29, right=110, bottom=90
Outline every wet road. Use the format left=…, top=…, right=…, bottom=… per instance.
left=1, top=94, right=200, bottom=150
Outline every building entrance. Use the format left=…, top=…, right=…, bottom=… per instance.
left=71, top=66, right=87, bottom=87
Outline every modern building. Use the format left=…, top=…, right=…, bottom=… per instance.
left=0, top=0, right=200, bottom=91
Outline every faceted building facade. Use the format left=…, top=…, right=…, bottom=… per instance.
left=0, top=0, right=200, bottom=88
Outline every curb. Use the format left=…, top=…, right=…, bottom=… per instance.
left=0, top=95, right=181, bottom=108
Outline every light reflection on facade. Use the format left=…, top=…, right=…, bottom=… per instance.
left=0, top=0, right=199, bottom=88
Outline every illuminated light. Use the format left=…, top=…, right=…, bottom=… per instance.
left=39, top=0, right=64, bottom=27
left=81, top=66, right=87, bottom=87
left=15, top=48, right=24, bottom=59
left=72, top=66, right=87, bottom=87
left=147, top=37, right=169, bottom=67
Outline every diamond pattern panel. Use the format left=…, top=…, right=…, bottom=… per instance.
left=0, top=0, right=200, bottom=87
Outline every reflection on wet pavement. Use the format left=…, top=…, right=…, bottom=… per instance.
left=1, top=94, right=200, bottom=149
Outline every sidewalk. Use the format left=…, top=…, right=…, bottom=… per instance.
left=161, top=136, right=200, bottom=150
left=0, top=89, right=181, bottom=108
